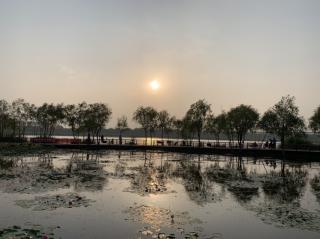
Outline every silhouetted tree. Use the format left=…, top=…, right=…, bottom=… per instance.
left=172, top=118, right=184, bottom=140
left=83, top=103, right=112, bottom=143
left=133, top=106, right=158, bottom=144
left=214, top=113, right=229, bottom=143
left=259, top=95, right=305, bottom=148
left=148, top=110, right=158, bottom=143
left=185, top=99, right=211, bottom=145
left=64, top=104, right=84, bottom=139
left=116, top=115, right=128, bottom=144
left=0, top=100, right=10, bottom=138
left=10, top=99, right=30, bottom=138
left=205, top=113, right=227, bottom=143
left=204, top=114, right=217, bottom=142
left=181, top=114, right=196, bottom=142
left=227, top=104, right=259, bottom=146
left=26, top=103, right=38, bottom=136
left=157, top=110, right=171, bottom=139
left=36, top=103, right=65, bottom=138
left=309, top=106, right=320, bottom=134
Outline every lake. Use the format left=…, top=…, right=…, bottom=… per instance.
left=0, top=150, right=319, bottom=238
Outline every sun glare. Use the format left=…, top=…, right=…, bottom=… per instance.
left=150, top=80, right=160, bottom=91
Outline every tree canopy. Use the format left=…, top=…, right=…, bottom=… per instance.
left=185, top=99, right=211, bottom=145
left=259, top=95, right=305, bottom=148
left=309, top=106, right=320, bottom=134
left=133, top=106, right=158, bottom=141
left=227, top=104, right=259, bottom=146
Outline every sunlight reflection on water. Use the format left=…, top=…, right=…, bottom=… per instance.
left=0, top=150, right=319, bottom=238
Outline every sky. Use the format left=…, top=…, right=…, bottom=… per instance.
left=0, top=0, right=319, bottom=127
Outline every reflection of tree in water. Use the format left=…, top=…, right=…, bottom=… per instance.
left=0, top=157, right=15, bottom=170
left=310, top=173, right=320, bottom=203
left=37, top=153, right=54, bottom=170
left=205, top=157, right=259, bottom=202
left=261, top=163, right=307, bottom=203
left=243, top=163, right=320, bottom=232
left=114, top=163, right=126, bottom=177
left=67, top=152, right=108, bottom=192
left=246, top=199, right=320, bottom=232
left=172, top=156, right=225, bottom=205
left=206, top=158, right=246, bottom=183
left=126, top=153, right=171, bottom=195
left=0, top=152, right=108, bottom=193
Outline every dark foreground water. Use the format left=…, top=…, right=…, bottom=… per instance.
left=0, top=150, right=319, bottom=239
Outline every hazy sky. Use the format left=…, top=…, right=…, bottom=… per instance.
left=0, top=0, right=319, bottom=127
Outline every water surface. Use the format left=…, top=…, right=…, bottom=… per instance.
left=0, top=150, right=319, bottom=238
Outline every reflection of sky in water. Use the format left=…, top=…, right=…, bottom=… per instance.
left=0, top=151, right=320, bottom=238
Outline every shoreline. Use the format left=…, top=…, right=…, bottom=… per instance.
left=1, top=142, right=319, bottom=161
left=47, top=143, right=320, bottom=161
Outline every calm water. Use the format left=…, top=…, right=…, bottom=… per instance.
left=0, top=150, right=319, bottom=238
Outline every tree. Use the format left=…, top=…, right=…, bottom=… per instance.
left=133, top=106, right=158, bottom=144
left=36, top=103, right=65, bottom=138
left=309, top=106, right=320, bottom=134
left=116, top=116, right=128, bottom=144
left=157, top=110, right=171, bottom=139
left=214, top=113, right=229, bottom=143
left=172, top=118, right=183, bottom=139
left=227, top=104, right=259, bottom=146
left=148, top=109, right=158, bottom=142
left=83, top=103, right=112, bottom=143
left=205, top=114, right=217, bottom=141
left=180, top=113, right=197, bottom=143
left=0, top=100, right=10, bottom=138
left=205, top=113, right=228, bottom=143
left=64, top=104, right=81, bottom=139
left=76, top=102, right=89, bottom=137
left=185, top=99, right=211, bottom=145
left=259, top=95, right=305, bottom=148
left=10, top=99, right=33, bottom=139
left=26, top=103, right=38, bottom=136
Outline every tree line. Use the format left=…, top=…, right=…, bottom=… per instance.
left=133, top=95, right=319, bottom=148
left=0, top=99, right=112, bottom=143
left=0, top=96, right=319, bottom=147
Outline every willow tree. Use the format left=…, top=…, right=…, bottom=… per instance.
left=185, top=99, right=211, bottom=145
left=205, top=114, right=217, bottom=141
left=116, top=115, right=128, bottom=144
left=133, top=106, right=158, bottom=143
left=0, top=100, right=10, bottom=138
left=227, top=104, right=259, bottom=146
left=309, top=106, right=320, bottom=134
left=11, top=98, right=33, bottom=139
left=36, top=103, right=65, bottom=138
left=157, top=110, right=171, bottom=139
left=83, top=103, right=112, bottom=143
left=64, top=104, right=82, bottom=139
left=172, top=118, right=184, bottom=140
left=205, top=113, right=228, bottom=143
left=214, top=113, right=229, bottom=143
left=259, top=95, right=305, bottom=148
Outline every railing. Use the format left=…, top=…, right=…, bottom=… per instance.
left=28, top=137, right=320, bottom=151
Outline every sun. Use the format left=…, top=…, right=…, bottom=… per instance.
left=150, top=80, right=160, bottom=91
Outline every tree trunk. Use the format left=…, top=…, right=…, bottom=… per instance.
left=144, top=129, right=147, bottom=145
left=281, top=133, right=285, bottom=149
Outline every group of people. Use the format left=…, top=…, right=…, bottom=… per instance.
left=264, top=138, right=277, bottom=149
